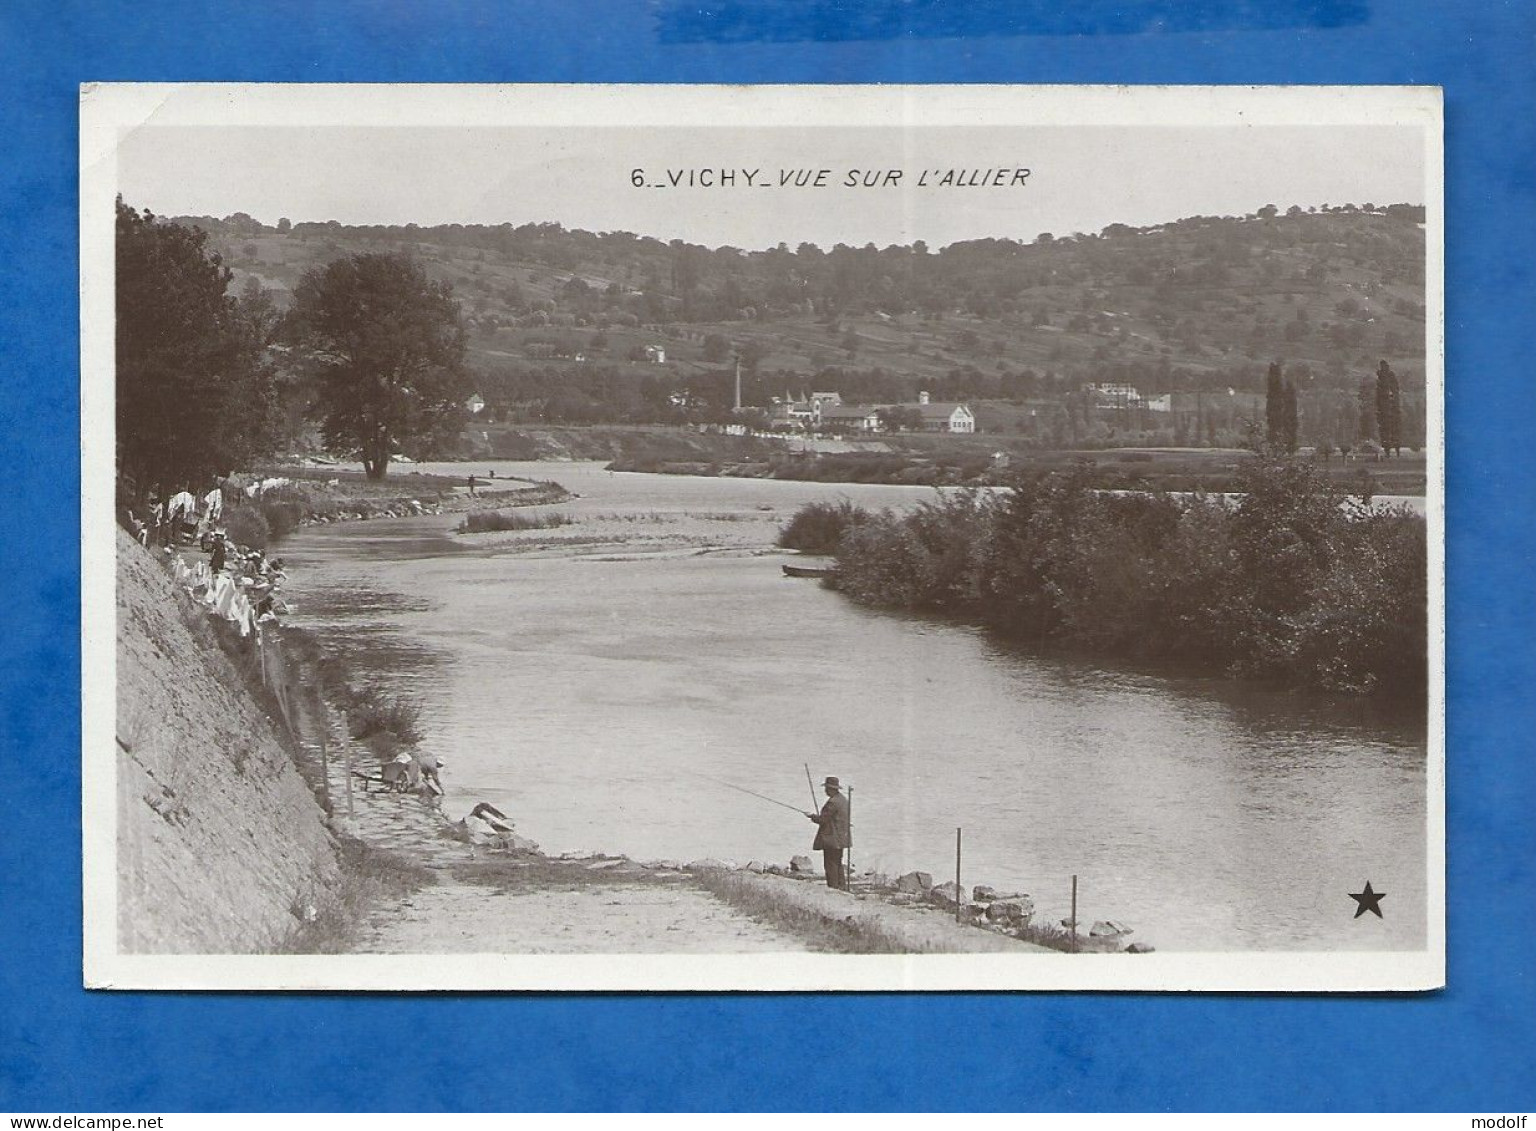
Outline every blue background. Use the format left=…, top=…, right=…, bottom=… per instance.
left=3, top=0, right=1533, bottom=1113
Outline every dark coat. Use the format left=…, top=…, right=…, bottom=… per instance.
left=811, top=791, right=851, bottom=850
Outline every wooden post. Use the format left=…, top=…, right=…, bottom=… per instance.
left=340, top=728, right=354, bottom=816
left=319, top=726, right=331, bottom=809
left=1070, top=874, right=1079, bottom=954
left=955, top=827, right=963, bottom=924
left=846, top=787, right=853, bottom=883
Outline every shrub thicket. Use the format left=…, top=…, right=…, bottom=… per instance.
left=815, top=461, right=1425, bottom=698
left=457, top=510, right=573, bottom=533
left=777, top=499, right=875, bottom=555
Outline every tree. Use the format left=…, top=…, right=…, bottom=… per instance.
left=1265, top=361, right=1285, bottom=447
left=1356, top=377, right=1378, bottom=442
left=1282, top=379, right=1299, bottom=453
left=737, top=340, right=768, bottom=374
left=116, top=199, right=279, bottom=491
left=1375, top=359, right=1403, bottom=457
left=702, top=333, right=731, bottom=363
left=290, top=252, right=469, bottom=479
left=877, top=405, right=924, bottom=433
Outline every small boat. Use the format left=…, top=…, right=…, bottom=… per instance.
left=782, top=563, right=837, bottom=580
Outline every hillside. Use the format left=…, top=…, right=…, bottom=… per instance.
left=176, top=204, right=1429, bottom=448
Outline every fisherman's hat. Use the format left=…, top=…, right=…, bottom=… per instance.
left=823, top=776, right=842, bottom=789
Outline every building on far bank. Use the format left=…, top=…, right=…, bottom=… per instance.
left=912, top=392, right=976, bottom=433
left=818, top=403, right=883, bottom=432
left=765, top=388, right=974, bottom=434
left=1085, top=383, right=1143, bottom=408
left=465, top=393, right=486, bottom=415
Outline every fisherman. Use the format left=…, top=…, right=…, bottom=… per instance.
left=805, top=776, right=851, bottom=891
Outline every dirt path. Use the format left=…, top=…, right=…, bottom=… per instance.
left=286, top=687, right=809, bottom=953
left=358, top=875, right=805, bottom=954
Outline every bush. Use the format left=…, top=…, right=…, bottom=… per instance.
left=261, top=499, right=305, bottom=539
left=223, top=505, right=270, bottom=549
left=777, top=499, right=874, bottom=554
left=348, top=692, right=423, bottom=751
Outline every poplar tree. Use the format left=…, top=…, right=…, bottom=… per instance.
left=1282, top=380, right=1300, bottom=453
left=1265, top=361, right=1285, bottom=448
left=1375, top=359, right=1403, bottom=457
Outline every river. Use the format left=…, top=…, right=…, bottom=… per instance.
left=281, top=460, right=1428, bottom=952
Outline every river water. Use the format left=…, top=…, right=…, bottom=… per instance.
left=282, top=461, right=1428, bottom=952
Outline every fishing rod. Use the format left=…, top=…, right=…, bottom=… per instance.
left=804, top=762, right=819, bottom=812
left=692, top=771, right=809, bottom=815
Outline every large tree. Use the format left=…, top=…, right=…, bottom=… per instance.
left=116, top=199, right=278, bottom=491
left=290, top=253, right=469, bottom=479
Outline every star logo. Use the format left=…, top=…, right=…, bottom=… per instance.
left=1349, top=881, right=1386, bottom=919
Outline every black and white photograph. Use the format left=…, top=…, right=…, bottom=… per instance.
left=82, top=84, right=1443, bottom=991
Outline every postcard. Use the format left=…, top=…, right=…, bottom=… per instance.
left=82, top=83, right=1443, bottom=990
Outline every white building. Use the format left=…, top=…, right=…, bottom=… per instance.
left=915, top=402, right=976, bottom=433
left=1084, top=383, right=1142, bottom=407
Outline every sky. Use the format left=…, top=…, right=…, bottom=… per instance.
left=117, top=123, right=1426, bottom=251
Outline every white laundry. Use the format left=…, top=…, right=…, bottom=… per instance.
left=212, top=576, right=237, bottom=618
left=168, top=490, right=197, bottom=520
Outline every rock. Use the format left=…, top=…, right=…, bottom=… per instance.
left=687, top=858, right=729, bottom=871
left=863, top=872, right=893, bottom=890
left=927, top=881, right=966, bottom=908
left=972, top=884, right=999, bottom=902
left=657, top=859, right=681, bottom=870
left=1126, top=942, right=1156, bottom=954
left=985, top=898, right=1035, bottom=924
left=765, top=864, right=786, bottom=875
left=1090, top=919, right=1133, bottom=938
left=789, top=854, right=817, bottom=874
left=895, top=871, right=933, bottom=894
left=745, top=861, right=765, bottom=873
